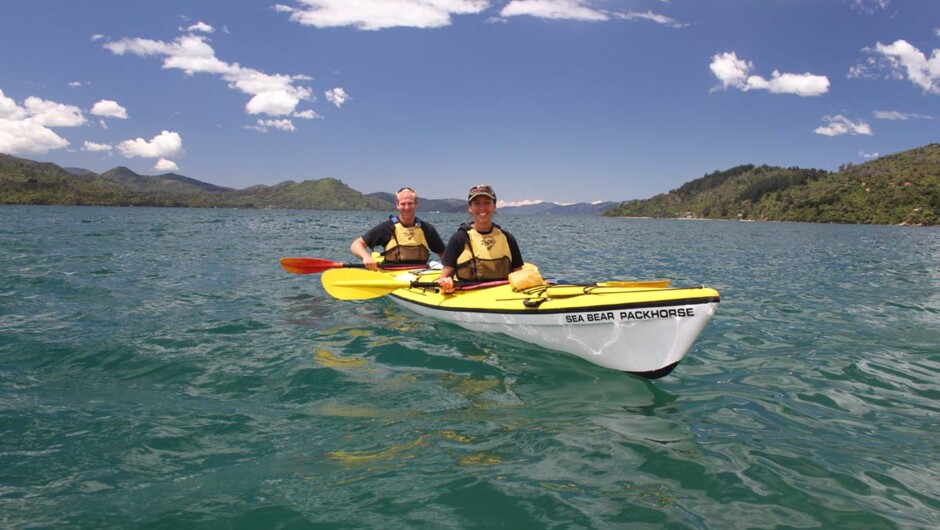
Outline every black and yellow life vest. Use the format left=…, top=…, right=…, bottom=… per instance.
left=455, top=225, right=512, bottom=281
left=382, top=216, right=431, bottom=264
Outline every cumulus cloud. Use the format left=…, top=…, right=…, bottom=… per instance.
left=23, top=97, right=87, bottom=126
left=0, top=119, right=71, bottom=154
left=68, top=81, right=84, bottom=88
left=859, top=150, right=880, bottom=159
left=501, top=0, right=608, bottom=21
left=82, top=141, right=113, bottom=152
left=90, top=99, right=129, bottom=119
left=873, top=110, right=935, bottom=120
left=274, top=0, right=489, bottom=30
left=710, top=52, right=829, bottom=96
left=850, top=40, right=940, bottom=95
left=117, top=130, right=183, bottom=158
left=104, top=34, right=313, bottom=117
left=324, top=87, right=348, bottom=108
left=0, top=89, right=84, bottom=154
left=814, top=115, right=873, bottom=137
left=154, top=158, right=179, bottom=171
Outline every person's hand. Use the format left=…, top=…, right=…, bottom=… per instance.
left=362, top=255, right=378, bottom=271
left=437, top=276, right=454, bottom=294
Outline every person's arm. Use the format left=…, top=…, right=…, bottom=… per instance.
left=350, top=237, right=378, bottom=271
left=423, top=222, right=447, bottom=260
left=437, top=266, right=456, bottom=293
left=506, top=231, right=524, bottom=272
left=436, top=231, right=464, bottom=294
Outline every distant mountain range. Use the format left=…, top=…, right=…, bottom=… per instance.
left=366, top=191, right=614, bottom=215
left=2, top=143, right=939, bottom=224
left=0, top=153, right=616, bottom=215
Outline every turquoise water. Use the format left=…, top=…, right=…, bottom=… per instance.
left=1, top=205, right=937, bottom=529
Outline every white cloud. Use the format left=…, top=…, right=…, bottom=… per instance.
left=0, top=118, right=71, bottom=154
left=0, top=89, right=27, bottom=120
left=814, top=115, right=873, bottom=137
left=104, top=34, right=312, bottom=117
left=23, top=96, right=87, bottom=126
left=83, top=141, right=113, bottom=152
left=293, top=109, right=320, bottom=119
left=614, top=11, right=685, bottom=28
left=185, top=21, right=215, bottom=33
left=501, top=0, right=608, bottom=21
left=0, top=89, right=86, bottom=154
left=324, top=87, right=349, bottom=108
left=848, top=0, right=890, bottom=14
left=154, top=158, right=179, bottom=171
left=710, top=52, right=829, bottom=96
left=90, top=99, right=129, bottom=119
left=275, top=0, right=489, bottom=30
left=247, top=118, right=296, bottom=133
left=859, top=150, right=879, bottom=159
left=264, top=119, right=296, bottom=131
left=117, top=130, right=183, bottom=158
left=68, top=81, right=83, bottom=88
left=91, top=34, right=105, bottom=41
left=853, top=40, right=940, bottom=95
left=873, top=110, right=935, bottom=120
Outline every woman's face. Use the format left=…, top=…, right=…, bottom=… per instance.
left=468, top=196, right=495, bottom=224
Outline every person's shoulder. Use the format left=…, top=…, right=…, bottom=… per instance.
left=493, top=223, right=515, bottom=237
left=416, top=217, right=438, bottom=230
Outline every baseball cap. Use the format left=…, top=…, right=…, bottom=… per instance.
left=467, top=184, right=496, bottom=203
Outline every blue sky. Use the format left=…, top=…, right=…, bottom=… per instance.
left=0, top=0, right=937, bottom=205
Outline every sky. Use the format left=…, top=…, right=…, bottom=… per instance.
left=0, top=0, right=937, bottom=205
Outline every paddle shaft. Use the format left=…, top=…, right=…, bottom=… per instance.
left=280, top=257, right=426, bottom=275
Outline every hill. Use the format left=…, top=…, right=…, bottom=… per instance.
left=99, top=166, right=232, bottom=194
left=0, top=154, right=392, bottom=210
left=3, top=144, right=939, bottom=224
left=603, top=144, right=940, bottom=226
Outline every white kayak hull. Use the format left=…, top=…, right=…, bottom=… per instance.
left=388, top=285, right=719, bottom=377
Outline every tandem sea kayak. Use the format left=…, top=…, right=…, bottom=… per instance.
left=320, top=267, right=720, bottom=379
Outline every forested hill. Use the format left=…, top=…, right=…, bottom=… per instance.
left=603, top=144, right=940, bottom=226
left=3, top=144, right=939, bottom=224
left=0, top=154, right=392, bottom=210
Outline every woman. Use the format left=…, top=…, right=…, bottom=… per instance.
left=437, top=184, right=524, bottom=294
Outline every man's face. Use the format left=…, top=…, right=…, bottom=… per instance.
left=396, top=190, right=417, bottom=220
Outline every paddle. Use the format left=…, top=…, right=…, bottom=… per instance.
left=321, top=268, right=442, bottom=300
left=279, top=257, right=426, bottom=275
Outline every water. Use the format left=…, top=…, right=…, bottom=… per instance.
left=1, top=205, right=937, bottom=529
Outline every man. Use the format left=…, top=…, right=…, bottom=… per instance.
left=350, top=187, right=446, bottom=271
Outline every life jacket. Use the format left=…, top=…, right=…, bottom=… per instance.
left=382, top=216, right=431, bottom=264
left=455, top=223, right=512, bottom=281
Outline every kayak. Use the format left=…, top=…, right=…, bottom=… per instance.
left=321, top=267, right=720, bottom=378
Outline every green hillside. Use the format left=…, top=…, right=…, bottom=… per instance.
left=0, top=154, right=392, bottom=210
left=604, top=144, right=940, bottom=225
